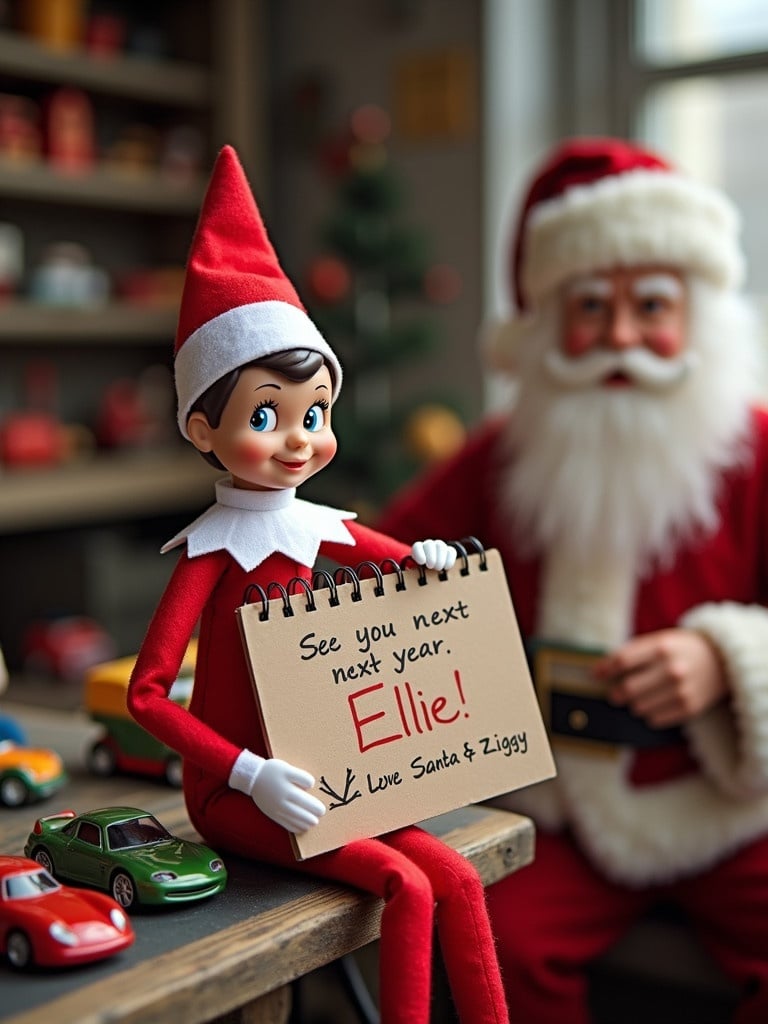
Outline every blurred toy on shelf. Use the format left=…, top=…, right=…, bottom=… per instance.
left=84, top=9, right=126, bottom=57
left=43, top=88, right=96, bottom=173
left=0, top=742, right=67, bottom=807
left=22, top=616, right=115, bottom=683
left=105, top=122, right=159, bottom=176
left=0, top=855, right=135, bottom=969
left=0, top=360, right=86, bottom=469
left=160, top=124, right=204, bottom=182
left=95, top=366, right=174, bottom=450
left=84, top=641, right=197, bottom=788
left=0, top=409, right=67, bottom=467
left=116, top=265, right=185, bottom=308
left=19, top=0, right=86, bottom=52
left=0, top=646, right=26, bottom=745
left=29, top=241, right=109, bottom=307
left=0, top=94, right=41, bottom=163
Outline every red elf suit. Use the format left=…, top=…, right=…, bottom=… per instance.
left=378, top=139, right=768, bottom=1024
left=127, top=146, right=508, bottom=1024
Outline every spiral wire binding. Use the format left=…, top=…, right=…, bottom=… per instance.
left=353, top=560, right=386, bottom=597
left=241, top=538, right=487, bottom=620
left=334, top=565, right=363, bottom=602
left=312, top=569, right=340, bottom=607
left=287, top=576, right=317, bottom=613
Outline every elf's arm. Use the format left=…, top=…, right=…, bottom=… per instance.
left=321, top=520, right=455, bottom=572
left=128, top=548, right=326, bottom=833
left=128, top=548, right=238, bottom=777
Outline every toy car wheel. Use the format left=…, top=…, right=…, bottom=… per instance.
left=6, top=929, right=33, bottom=969
left=32, top=847, right=55, bottom=876
left=111, top=870, right=137, bottom=909
left=0, top=774, right=28, bottom=807
left=87, top=740, right=117, bottom=777
left=164, top=755, right=183, bottom=788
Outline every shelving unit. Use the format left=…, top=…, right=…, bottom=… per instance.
left=0, top=0, right=266, bottom=666
left=0, top=159, right=205, bottom=210
left=0, top=448, right=220, bottom=532
left=0, top=26, right=212, bottom=104
left=0, top=300, right=178, bottom=342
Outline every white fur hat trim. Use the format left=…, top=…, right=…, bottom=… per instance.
left=522, top=169, right=744, bottom=306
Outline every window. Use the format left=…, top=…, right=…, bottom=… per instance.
left=484, top=0, right=768, bottom=307
left=76, top=821, right=102, bottom=847
left=630, top=0, right=768, bottom=297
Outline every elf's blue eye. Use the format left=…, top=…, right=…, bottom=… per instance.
left=250, top=404, right=278, bottom=432
left=303, top=404, right=325, bottom=432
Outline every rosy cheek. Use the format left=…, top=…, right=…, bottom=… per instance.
left=316, top=434, right=338, bottom=463
left=647, top=329, right=683, bottom=358
left=562, top=326, right=597, bottom=357
left=234, top=436, right=271, bottom=464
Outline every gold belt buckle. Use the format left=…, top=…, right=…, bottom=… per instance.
left=532, top=642, right=620, bottom=758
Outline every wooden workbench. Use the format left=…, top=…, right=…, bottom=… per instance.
left=0, top=702, right=535, bottom=1024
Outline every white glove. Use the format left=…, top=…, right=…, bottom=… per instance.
left=229, top=749, right=326, bottom=833
left=411, top=539, right=457, bottom=572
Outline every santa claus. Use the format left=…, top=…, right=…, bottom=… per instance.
left=378, top=137, right=768, bottom=1024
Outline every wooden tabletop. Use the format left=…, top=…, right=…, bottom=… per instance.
left=1, top=703, right=535, bottom=1024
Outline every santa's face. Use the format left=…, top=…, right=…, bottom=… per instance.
left=502, top=272, right=759, bottom=567
left=187, top=364, right=338, bottom=491
left=549, top=266, right=691, bottom=391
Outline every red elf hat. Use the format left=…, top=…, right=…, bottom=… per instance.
left=173, top=145, right=342, bottom=438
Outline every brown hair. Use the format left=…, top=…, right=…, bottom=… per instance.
left=188, top=348, right=330, bottom=470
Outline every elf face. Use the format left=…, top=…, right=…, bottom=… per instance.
left=551, top=266, right=690, bottom=390
left=187, top=364, right=337, bottom=490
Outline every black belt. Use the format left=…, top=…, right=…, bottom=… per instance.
left=528, top=639, right=683, bottom=750
left=549, top=690, right=683, bottom=748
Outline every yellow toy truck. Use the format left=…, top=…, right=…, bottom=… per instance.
left=83, top=641, right=197, bottom=788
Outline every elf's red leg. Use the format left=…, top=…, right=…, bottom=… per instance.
left=298, top=835, right=435, bottom=1024
left=190, top=788, right=492, bottom=1023
left=385, top=825, right=509, bottom=1024
left=189, top=787, right=434, bottom=1022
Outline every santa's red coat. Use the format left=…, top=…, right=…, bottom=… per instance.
left=379, top=408, right=768, bottom=883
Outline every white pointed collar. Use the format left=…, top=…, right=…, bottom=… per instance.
left=161, top=477, right=357, bottom=571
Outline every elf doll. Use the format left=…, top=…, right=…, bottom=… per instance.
left=127, top=146, right=509, bottom=1024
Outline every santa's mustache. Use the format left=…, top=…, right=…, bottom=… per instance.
left=543, top=346, right=699, bottom=391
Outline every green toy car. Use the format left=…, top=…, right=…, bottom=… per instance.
left=24, top=806, right=227, bottom=910
left=0, top=741, right=67, bottom=808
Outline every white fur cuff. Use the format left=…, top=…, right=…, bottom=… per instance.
left=681, top=602, right=768, bottom=797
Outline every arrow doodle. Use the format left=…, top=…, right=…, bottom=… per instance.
left=318, top=767, right=362, bottom=810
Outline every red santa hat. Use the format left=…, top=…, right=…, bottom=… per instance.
left=173, top=145, right=343, bottom=438
left=488, top=137, right=745, bottom=370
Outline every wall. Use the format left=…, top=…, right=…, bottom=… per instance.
left=266, top=0, right=485, bottom=423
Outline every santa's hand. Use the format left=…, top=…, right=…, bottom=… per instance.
left=595, top=628, right=730, bottom=728
left=229, top=749, right=326, bottom=833
left=411, top=539, right=457, bottom=572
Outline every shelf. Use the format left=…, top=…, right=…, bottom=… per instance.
left=0, top=29, right=211, bottom=107
left=0, top=159, right=206, bottom=212
left=0, top=300, right=178, bottom=342
left=0, top=450, right=220, bottom=532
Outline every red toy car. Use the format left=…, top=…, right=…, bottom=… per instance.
left=22, top=617, right=115, bottom=683
left=0, top=855, right=134, bottom=969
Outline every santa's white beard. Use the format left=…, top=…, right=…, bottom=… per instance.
left=501, top=280, right=763, bottom=573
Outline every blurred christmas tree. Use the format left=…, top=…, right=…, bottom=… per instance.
left=302, top=104, right=465, bottom=517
